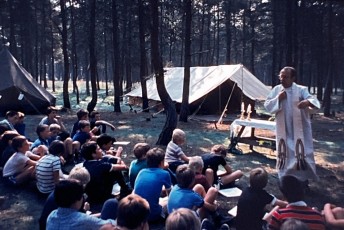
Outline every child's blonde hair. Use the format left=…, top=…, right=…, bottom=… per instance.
left=188, top=156, right=203, bottom=172
left=69, top=166, right=91, bottom=186
left=172, top=128, right=185, bottom=144
left=211, top=144, right=227, bottom=156
left=49, top=123, right=61, bottom=132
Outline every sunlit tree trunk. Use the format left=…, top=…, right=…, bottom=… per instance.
left=150, top=0, right=177, bottom=145
left=87, top=0, right=98, bottom=113
left=138, top=0, right=149, bottom=111
left=60, top=0, right=71, bottom=109
left=112, top=0, right=121, bottom=112
left=179, top=0, right=192, bottom=122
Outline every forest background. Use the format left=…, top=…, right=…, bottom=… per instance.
left=1, top=0, right=344, bottom=228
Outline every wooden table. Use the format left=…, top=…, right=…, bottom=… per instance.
left=229, top=118, right=276, bottom=151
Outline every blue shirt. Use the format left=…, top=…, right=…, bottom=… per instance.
left=134, top=168, right=172, bottom=221
left=167, top=185, right=204, bottom=213
left=72, top=131, right=91, bottom=146
left=129, top=159, right=147, bottom=188
left=47, top=207, right=115, bottom=230
left=30, top=138, right=49, bottom=151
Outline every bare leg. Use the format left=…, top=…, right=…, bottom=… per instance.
left=205, top=168, right=214, bottom=186
left=15, top=165, right=35, bottom=184
left=220, top=170, right=243, bottom=185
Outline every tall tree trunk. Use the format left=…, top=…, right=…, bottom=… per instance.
left=224, top=1, right=231, bottom=64
left=179, top=0, right=192, bottom=122
left=150, top=0, right=177, bottom=146
left=70, top=0, right=80, bottom=104
left=323, top=2, right=334, bottom=117
left=198, top=3, right=205, bottom=65
left=112, top=0, right=121, bottom=112
left=285, top=0, right=293, bottom=65
left=87, top=0, right=98, bottom=113
left=271, top=0, right=278, bottom=86
left=104, top=16, right=109, bottom=96
left=60, top=0, right=71, bottom=109
left=138, top=0, right=149, bottom=111
left=51, top=26, right=55, bottom=92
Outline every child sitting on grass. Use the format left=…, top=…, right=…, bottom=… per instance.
left=188, top=156, right=212, bottom=192
left=134, top=147, right=172, bottom=223
left=2, top=135, right=37, bottom=185
left=167, top=164, right=218, bottom=220
left=202, top=144, right=243, bottom=187
left=129, top=142, right=150, bottom=189
left=236, top=167, right=288, bottom=230
left=165, top=128, right=189, bottom=173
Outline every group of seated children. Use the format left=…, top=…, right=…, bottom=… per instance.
left=1, top=109, right=344, bottom=230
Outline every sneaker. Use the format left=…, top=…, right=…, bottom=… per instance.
left=201, top=218, right=214, bottom=230
left=219, top=223, right=229, bottom=230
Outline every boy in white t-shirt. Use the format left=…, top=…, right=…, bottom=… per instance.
left=2, top=135, right=37, bottom=185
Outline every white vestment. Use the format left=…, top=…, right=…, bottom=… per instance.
left=264, top=83, right=320, bottom=181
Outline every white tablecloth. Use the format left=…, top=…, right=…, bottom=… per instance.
left=230, top=118, right=276, bottom=137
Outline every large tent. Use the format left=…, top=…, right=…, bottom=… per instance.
left=0, top=46, right=56, bottom=115
left=126, top=64, right=271, bottom=114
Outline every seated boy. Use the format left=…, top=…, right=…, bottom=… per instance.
left=236, top=167, right=288, bottom=230
left=165, top=128, right=189, bottom=173
left=2, top=135, right=37, bottom=185
left=71, top=109, right=89, bottom=138
left=129, top=143, right=150, bottom=188
left=40, top=106, right=69, bottom=140
left=72, top=120, right=96, bottom=147
left=46, top=180, right=115, bottom=230
left=167, top=164, right=218, bottom=219
left=49, top=124, right=80, bottom=164
left=116, top=194, right=150, bottom=230
left=202, top=144, right=243, bottom=187
left=30, top=124, right=51, bottom=156
left=134, top=147, right=172, bottom=222
left=39, top=166, right=91, bottom=230
left=89, top=111, right=116, bottom=136
left=96, top=134, right=122, bottom=157
left=189, top=156, right=212, bottom=192
left=268, top=175, right=326, bottom=230
left=82, top=141, right=130, bottom=205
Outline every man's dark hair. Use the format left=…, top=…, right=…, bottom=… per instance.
left=96, top=134, right=115, bottom=148
left=48, top=140, right=65, bottom=156
left=5, top=110, right=18, bottom=119
left=36, top=124, right=49, bottom=137
left=146, top=147, right=165, bottom=168
left=176, top=164, right=195, bottom=189
left=54, top=180, right=84, bottom=208
left=282, top=66, right=297, bottom=78
left=117, top=194, right=150, bottom=229
left=81, top=141, right=98, bottom=160
left=279, top=175, right=304, bottom=203
left=76, top=109, right=89, bottom=120
left=78, top=120, right=90, bottom=130
left=11, top=135, right=27, bottom=152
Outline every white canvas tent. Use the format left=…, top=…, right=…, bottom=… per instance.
left=126, top=64, right=271, bottom=114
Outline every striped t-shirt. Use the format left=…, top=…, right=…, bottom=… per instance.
left=268, top=205, right=326, bottom=230
left=36, top=154, right=61, bottom=194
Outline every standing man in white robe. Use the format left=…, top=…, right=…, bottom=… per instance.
left=264, top=66, right=320, bottom=185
